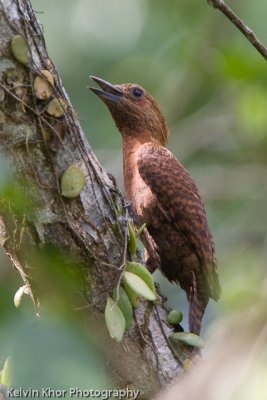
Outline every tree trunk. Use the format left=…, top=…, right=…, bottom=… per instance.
left=0, top=0, right=187, bottom=397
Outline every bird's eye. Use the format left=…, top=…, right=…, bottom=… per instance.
left=132, top=87, right=144, bottom=98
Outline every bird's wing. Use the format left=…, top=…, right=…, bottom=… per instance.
left=137, top=143, right=220, bottom=300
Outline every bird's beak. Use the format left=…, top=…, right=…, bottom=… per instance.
left=89, top=76, right=123, bottom=103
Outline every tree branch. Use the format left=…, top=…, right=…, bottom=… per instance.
left=0, top=0, right=190, bottom=396
left=208, top=0, right=267, bottom=60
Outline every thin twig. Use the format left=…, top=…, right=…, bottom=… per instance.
left=134, top=309, right=163, bottom=381
left=0, top=81, right=64, bottom=145
left=154, top=305, right=184, bottom=368
left=114, top=204, right=130, bottom=304
left=208, top=0, right=267, bottom=60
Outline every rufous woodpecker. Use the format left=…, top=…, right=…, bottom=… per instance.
left=90, top=76, right=221, bottom=334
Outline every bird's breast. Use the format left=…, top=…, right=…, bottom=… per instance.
left=122, top=140, right=157, bottom=220
left=124, top=161, right=156, bottom=220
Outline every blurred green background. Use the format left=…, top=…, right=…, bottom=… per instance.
left=1, top=0, right=267, bottom=391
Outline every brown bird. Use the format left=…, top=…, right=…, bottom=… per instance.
left=90, top=76, right=221, bottom=334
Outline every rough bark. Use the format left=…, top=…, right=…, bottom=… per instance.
left=0, top=0, right=188, bottom=396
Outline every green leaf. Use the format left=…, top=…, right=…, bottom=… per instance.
left=11, top=35, right=30, bottom=64
left=125, top=262, right=156, bottom=294
left=1, top=356, right=12, bottom=386
left=123, top=271, right=156, bottom=301
left=136, top=223, right=146, bottom=236
left=167, top=309, right=183, bottom=325
left=171, top=332, right=204, bottom=348
left=104, top=296, right=126, bottom=342
left=61, top=165, right=85, bottom=198
left=128, top=223, right=137, bottom=256
left=123, top=281, right=140, bottom=308
left=112, top=287, right=133, bottom=330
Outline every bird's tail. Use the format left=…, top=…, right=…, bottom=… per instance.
left=188, top=272, right=208, bottom=335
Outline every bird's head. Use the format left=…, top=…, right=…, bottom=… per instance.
left=89, top=76, right=169, bottom=146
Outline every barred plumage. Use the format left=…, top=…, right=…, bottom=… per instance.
left=90, top=76, right=221, bottom=334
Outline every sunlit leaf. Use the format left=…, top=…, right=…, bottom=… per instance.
left=14, top=285, right=27, bottom=308
left=1, top=356, right=12, bottom=386
left=125, top=262, right=156, bottom=295
left=123, top=281, right=140, bottom=309
left=123, top=271, right=156, bottom=301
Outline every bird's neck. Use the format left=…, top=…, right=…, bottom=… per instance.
left=122, top=135, right=156, bottom=212
left=122, top=136, right=143, bottom=197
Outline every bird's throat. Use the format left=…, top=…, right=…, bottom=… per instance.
left=122, top=136, right=153, bottom=217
